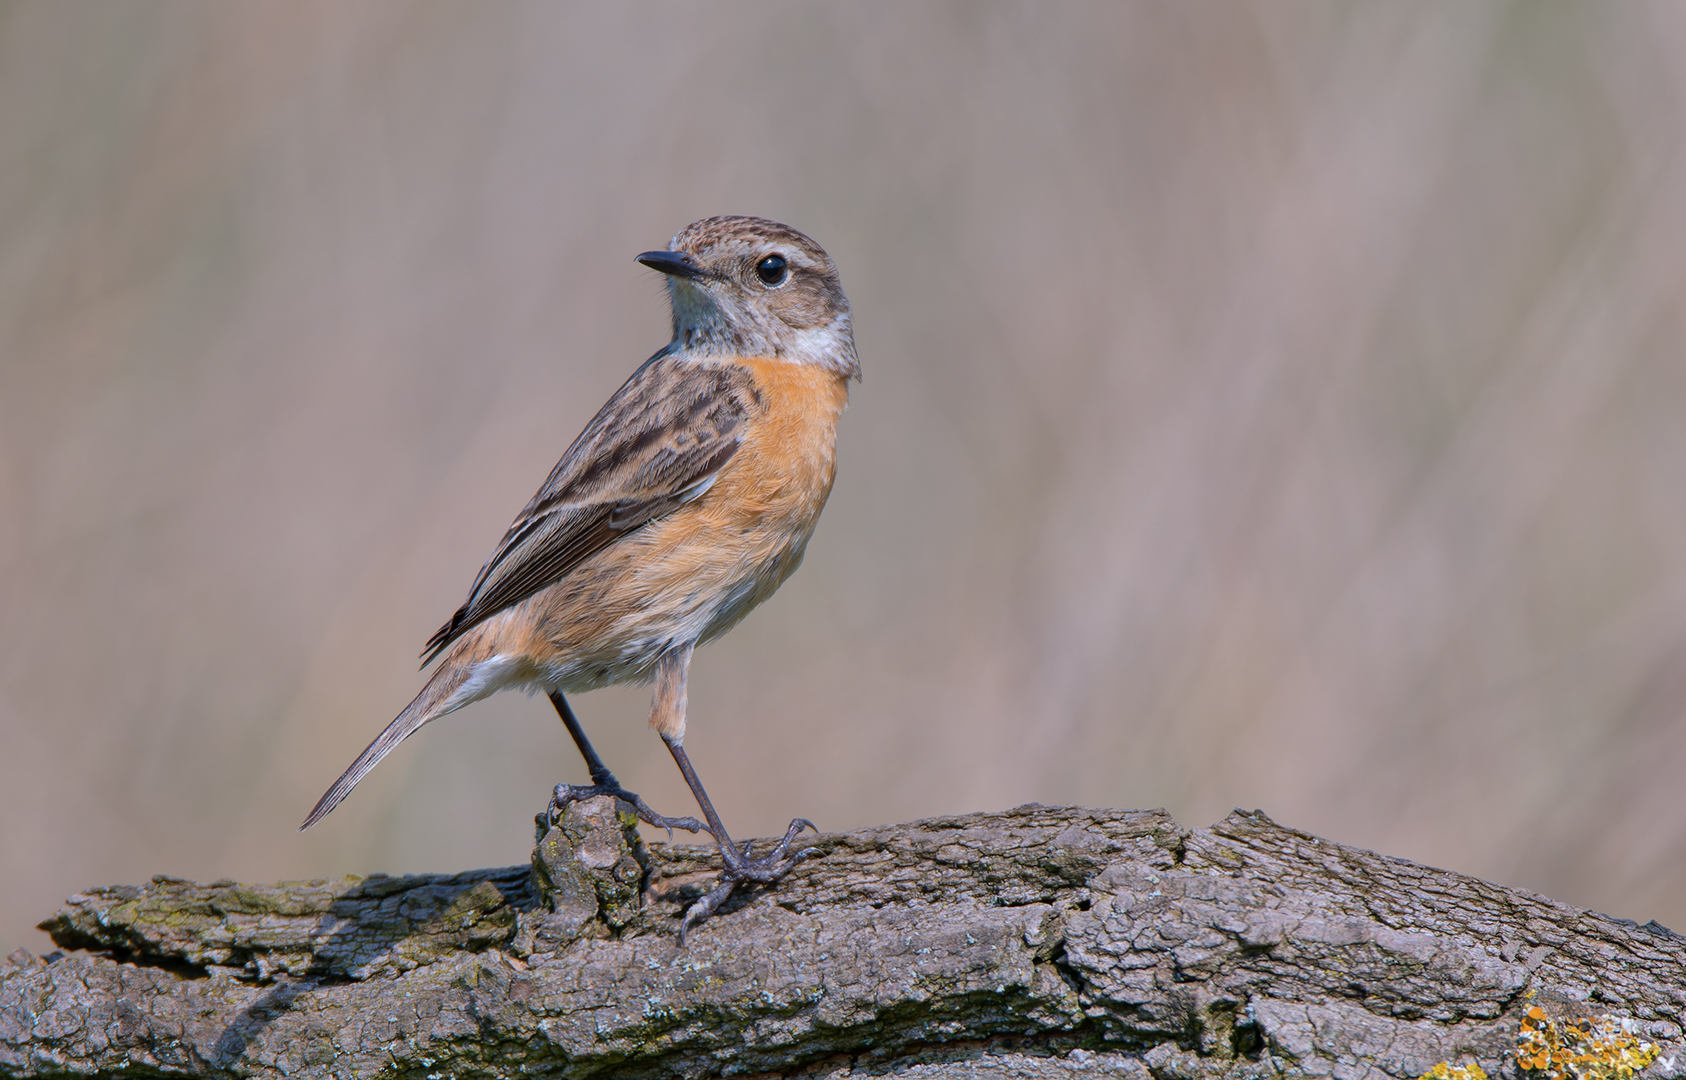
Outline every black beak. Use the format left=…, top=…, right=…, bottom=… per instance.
left=636, top=249, right=706, bottom=280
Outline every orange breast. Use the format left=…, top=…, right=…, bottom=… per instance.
left=483, top=357, right=850, bottom=687
left=632, top=356, right=850, bottom=645
left=705, top=356, right=850, bottom=531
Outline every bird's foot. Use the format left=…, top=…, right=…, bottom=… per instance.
left=679, top=817, right=820, bottom=944
left=546, top=782, right=708, bottom=839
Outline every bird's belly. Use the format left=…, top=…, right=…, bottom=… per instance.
left=527, top=500, right=823, bottom=692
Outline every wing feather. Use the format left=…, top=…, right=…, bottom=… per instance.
left=420, top=356, right=759, bottom=664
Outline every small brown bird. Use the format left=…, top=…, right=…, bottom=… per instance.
left=302, top=216, right=858, bottom=938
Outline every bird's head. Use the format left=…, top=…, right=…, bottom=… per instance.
left=638, top=216, right=859, bottom=380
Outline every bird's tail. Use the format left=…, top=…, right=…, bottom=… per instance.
left=298, top=651, right=482, bottom=831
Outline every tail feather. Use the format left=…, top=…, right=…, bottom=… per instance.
left=299, top=657, right=477, bottom=831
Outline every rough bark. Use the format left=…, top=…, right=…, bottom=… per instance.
left=3, top=800, right=1683, bottom=1079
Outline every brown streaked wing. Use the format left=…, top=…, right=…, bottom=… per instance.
left=421, top=356, right=760, bottom=665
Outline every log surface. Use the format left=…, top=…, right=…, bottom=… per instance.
left=3, top=800, right=1684, bottom=1079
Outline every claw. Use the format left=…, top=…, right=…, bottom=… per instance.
left=675, top=818, right=820, bottom=943
left=547, top=781, right=708, bottom=838
left=677, top=879, right=737, bottom=945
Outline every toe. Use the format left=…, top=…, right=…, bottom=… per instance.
left=677, top=879, right=737, bottom=945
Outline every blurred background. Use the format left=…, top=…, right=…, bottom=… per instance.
left=4, top=1, right=1686, bottom=954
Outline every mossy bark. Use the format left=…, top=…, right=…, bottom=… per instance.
left=3, top=800, right=1683, bottom=1079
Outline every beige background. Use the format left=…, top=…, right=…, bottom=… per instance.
left=4, top=2, right=1686, bottom=954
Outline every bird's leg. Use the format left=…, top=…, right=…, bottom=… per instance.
left=545, top=690, right=706, bottom=837
left=649, top=646, right=818, bottom=944
left=662, top=735, right=818, bottom=942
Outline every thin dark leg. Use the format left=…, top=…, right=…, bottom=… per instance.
left=552, top=690, right=622, bottom=789
left=663, top=734, right=818, bottom=943
left=545, top=691, right=707, bottom=837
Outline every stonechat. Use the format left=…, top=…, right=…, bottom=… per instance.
left=301, top=217, right=858, bottom=939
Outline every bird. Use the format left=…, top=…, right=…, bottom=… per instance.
left=300, top=216, right=859, bottom=940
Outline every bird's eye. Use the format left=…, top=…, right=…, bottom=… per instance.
left=755, top=254, right=788, bottom=286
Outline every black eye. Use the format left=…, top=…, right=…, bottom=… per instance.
left=755, top=254, right=788, bottom=286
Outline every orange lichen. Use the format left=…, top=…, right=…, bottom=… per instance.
left=1514, top=1005, right=1660, bottom=1080
left=1419, top=1002, right=1660, bottom=1080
